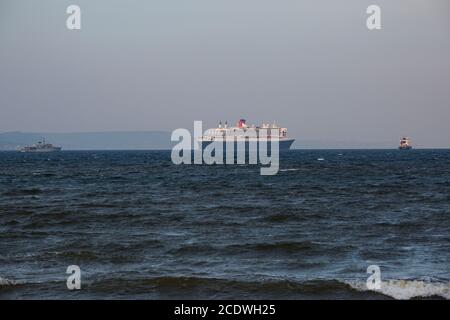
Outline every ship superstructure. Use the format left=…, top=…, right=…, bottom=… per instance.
left=199, top=119, right=295, bottom=150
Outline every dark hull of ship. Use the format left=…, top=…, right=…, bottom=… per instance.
left=19, top=147, right=62, bottom=153
left=200, top=139, right=295, bottom=151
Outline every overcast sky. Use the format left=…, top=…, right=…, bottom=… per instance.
left=1, top=0, right=449, bottom=147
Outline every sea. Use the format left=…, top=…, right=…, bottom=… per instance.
left=0, top=150, right=449, bottom=299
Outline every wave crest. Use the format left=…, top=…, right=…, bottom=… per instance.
left=0, top=277, right=21, bottom=287
left=346, top=279, right=450, bottom=300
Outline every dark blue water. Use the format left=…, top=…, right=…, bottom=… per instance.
left=0, top=150, right=449, bottom=299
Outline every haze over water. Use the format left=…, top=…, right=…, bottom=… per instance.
left=1, top=0, right=450, bottom=148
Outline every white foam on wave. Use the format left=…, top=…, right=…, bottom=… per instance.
left=346, top=279, right=450, bottom=300
left=0, top=277, right=20, bottom=286
left=280, top=168, right=300, bottom=172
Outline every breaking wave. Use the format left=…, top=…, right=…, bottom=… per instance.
left=0, top=277, right=22, bottom=287
left=81, top=277, right=450, bottom=299
left=346, top=279, right=450, bottom=300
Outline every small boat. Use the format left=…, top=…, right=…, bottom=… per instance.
left=17, top=139, right=62, bottom=153
left=399, top=137, right=412, bottom=150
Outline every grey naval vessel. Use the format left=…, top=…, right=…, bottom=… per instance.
left=18, top=139, right=62, bottom=153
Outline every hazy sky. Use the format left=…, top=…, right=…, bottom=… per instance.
left=1, top=0, right=449, bottom=147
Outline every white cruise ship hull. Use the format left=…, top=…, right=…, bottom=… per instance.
left=200, top=138, right=295, bottom=151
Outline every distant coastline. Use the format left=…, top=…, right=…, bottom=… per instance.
left=0, top=131, right=171, bottom=151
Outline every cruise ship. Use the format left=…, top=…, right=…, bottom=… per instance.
left=199, top=119, right=295, bottom=150
left=399, top=137, right=412, bottom=150
left=17, top=139, right=62, bottom=153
